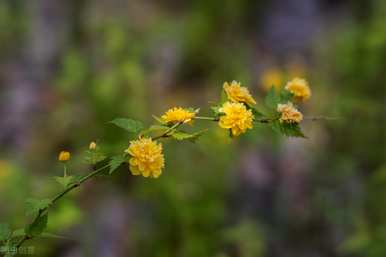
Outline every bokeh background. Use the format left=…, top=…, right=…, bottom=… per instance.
left=0, top=0, right=385, bottom=256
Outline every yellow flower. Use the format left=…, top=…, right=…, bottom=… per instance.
left=125, top=137, right=165, bottom=178
left=260, top=68, right=283, bottom=91
left=218, top=102, right=254, bottom=136
left=161, top=107, right=196, bottom=124
left=277, top=102, right=303, bottom=123
left=223, top=81, right=256, bottom=106
left=58, top=151, right=71, bottom=162
left=285, top=77, right=311, bottom=102
left=89, top=141, right=97, bottom=150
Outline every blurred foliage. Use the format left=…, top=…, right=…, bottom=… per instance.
left=312, top=0, right=386, bottom=256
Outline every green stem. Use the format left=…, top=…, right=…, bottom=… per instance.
left=304, top=116, right=341, bottom=121
left=152, top=122, right=182, bottom=140
left=194, top=116, right=218, bottom=121
left=254, top=118, right=278, bottom=123
left=16, top=163, right=111, bottom=249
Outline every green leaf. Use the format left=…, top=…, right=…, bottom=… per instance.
left=11, top=229, right=25, bottom=238
left=171, top=129, right=207, bottom=142
left=54, top=176, right=75, bottom=188
left=171, top=131, right=191, bottom=140
left=25, top=214, right=48, bottom=237
left=109, top=155, right=126, bottom=174
left=211, top=105, right=221, bottom=116
left=110, top=118, right=143, bottom=134
left=249, top=107, right=264, bottom=118
left=84, top=150, right=106, bottom=165
left=186, top=107, right=199, bottom=113
left=264, top=87, right=279, bottom=109
left=25, top=199, right=51, bottom=216
left=265, top=87, right=294, bottom=107
left=279, top=89, right=293, bottom=102
left=152, top=115, right=165, bottom=124
left=141, top=125, right=170, bottom=135
left=0, top=224, right=11, bottom=241
left=220, top=88, right=228, bottom=103
left=271, top=121, right=306, bottom=138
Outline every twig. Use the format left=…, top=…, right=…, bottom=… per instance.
left=194, top=116, right=219, bottom=121
left=254, top=118, right=278, bottom=123
left=304, top=116, right=341, bottom=121
left=16, top=163, right=111, bottom=249
left=152, top=122, right=183, bottom=140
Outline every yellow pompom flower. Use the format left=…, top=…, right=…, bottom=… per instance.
left=161, top=107, right=196, bottom=124
left=218, top=102, right=254, bottom=136
left=223, top=81, right=256, bottom=106
left=285, top=77, right=311, bottom=102
left=125, top=137, right=165, bottom=178
left=277, top=102, right=303, bottom=123
left=58, top=151, right=71, bottom=162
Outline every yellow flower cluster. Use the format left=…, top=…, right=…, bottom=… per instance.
left=125, top=137, right=165, bottom=178
left=218, top=102, right=254, bottom=136
left=277, top=102, right=303, bottom=123
left=223, top=81, right=256, bottom=106
left=285, top=77, right=311, bottom=102
left=161, top=107, right=196, bottom=124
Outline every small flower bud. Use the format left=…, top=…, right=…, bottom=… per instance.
left=58, top=151, right=71, bottom=162
left=89, top=141, right=97, bottom=150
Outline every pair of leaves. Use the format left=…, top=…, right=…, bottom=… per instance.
left=211, top=105, right=220, bottom=115
left=143, top=122, right=206, bottom=143
left=264, top=87, right=293, bottom=109
left=54, top=176, right=75, bottom=188
left=271, top=121, right=306, bottom=138
left=110, top=118, right=144, bottom=134
left=171, top=129, right=207, bottom=142
left=84, top=150, right=106, bottom=165
left=25, top=214, right=48, bottom=237
left=109, top=155, right=126, bottom=175
left=25, top=199, right=51, bottom=216
left=24, top=199, right=50, bottom=237
left=141, top=125, right=170, bottom=135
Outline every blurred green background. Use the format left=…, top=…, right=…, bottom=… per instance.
left=0, top=0, right=385, bottom=256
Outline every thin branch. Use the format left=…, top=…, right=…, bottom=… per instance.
left=16, top=163, right=111, bottom=249
left=194, top=116, right=219, bottom=121
left=304, top=116, right=341, bottom=121
left=254, top=118, right=278, bottom=123
left=152, top=122, right=182, bottom=140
